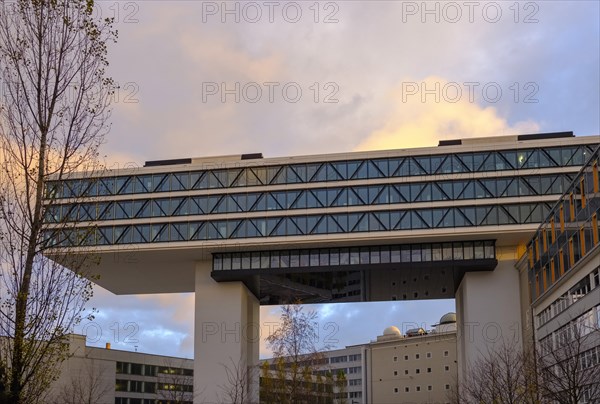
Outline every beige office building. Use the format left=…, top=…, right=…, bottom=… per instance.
left=47, top=334, right=194, bottom=404
left=365, top=314, right=457, bottom=404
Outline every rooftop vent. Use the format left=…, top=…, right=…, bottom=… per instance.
left=144, top=158, right=192, bottom=167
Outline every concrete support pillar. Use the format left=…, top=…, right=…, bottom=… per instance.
left=194, top=261, right=260, bottom=404
left=456, top=253, right=523, bottom=385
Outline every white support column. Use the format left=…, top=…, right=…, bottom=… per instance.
left=194, top=261, right=260, bottom=404
left=456, top=252, right=523, bottom=385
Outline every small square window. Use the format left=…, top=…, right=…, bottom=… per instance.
left=416, top=386, right=421, bottom=392
left=428, top=385, right=432, bottom=391
left=393, top=356, right=398, bottom=362
left=444, top=365, right=450, bottom=371
left=404, top=355, right=409, bottom=360
left=404, top=370, right=409, bottom=375
left=426, top=352, right=432, bottom=358
left=444, top=351, right=449, bottom=357
left=394, top=387, right=398, bottom=393
left=427, top=367, right=431, bottom=373
left=445, top=384, right=450, bottom=390
left=405, top=387, right=410, bottom=393
left=393, top=371, right=398, bottom=376
left=415, top=368, right=420, bottom=374
left=415, top=354, right=420, bottom=359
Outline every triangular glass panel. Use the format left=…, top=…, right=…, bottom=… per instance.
left=208, top=171, right=227, bottom=188
left=538, top=150, right=553, bottom=168
left=191, top=172, right=207, bottom=190
left=116, top=177, right=132, bottom=194
left=389, top=186, right=402, bottom=204
left=172, top=173, right=189, bottom=191
left=291, top=165, right=307, bottom=182
left=250, top=194, right=266, bottom=211
left=372, top=159, right=388, bottom=177
left=327, top=189, right=341, bottom=206
left=518, top=178, right=535, bottom=196
left=250, top=219, right=266, bottom=237
left=460, top=207, right=476, bottom=226
left=473, top=181, right=492, bottom=199
left=331, top=161, right=347, bottom=179
left=272, top=167, right=288, bottom=184
left=498, top=151, right=516, bottom=170
left=206, top=223, right=222, bottom=239
left=313, top=217, right=328, bottom=234
left=408, top=158, right=427, bottom=176
left=368, top=186, right=385, bottom=204
left=411, top=211, right=427, bottom=229
left=284, top=218, right=301, bottom=236
left=99, top=178, right=116, bottom=195
left=476, top=206, right=493, bottom=225
left=290, top=216, right=307, bottom=234
left=227, top=169, right=242, bottom=187
left=290, top=191, right=307, bottom=209
left=189, top=222, right=206, bottom=240
left=457, top=153, right=474, bottom=171
left=266, top=218, right=283, bottom=236
left=431, top=183, right=448, bottom=201
left=307, top=164, right=325, bottom=182
left=416, top=156, right=432, bottom=174
left=283, top=166, right=301, bottom=184
left=154, top=174, right=170, bottom=192
left=326, top=163, right=343, bottom=181
left=246, top=168, right=264, bottom=186
left=522, top=150, right=539, bottom=169
left=498, top=206, right=516, bottom=225
left=352, top=161, right=369, bottom=179
left=231, top=170, right=247, bottom=187
left=398, top=211, right=411, bottom=229
left=332, top=214, right=348, bottom=232
left=226, top=221, right=241, bottom=238
left=116, top=201, right=132, bottom=219
left=273, top=192, right=287, bottom=210
left=230, top=194, right=246, bottom=212
left=326, top=216, right=343, bottom=233
left=347, top=161, right=361, bottom=179
left=354, top=213, right=369, bottom=232
left=347, top=213, right=362, bottom=232
left=308, top=190, right=326, bottom=208
left=331, top=188, right=348, bottom=207
left=169, top=224, right=186, bottom=241
left=388, top=158, right=404, bottom=177
left=436, top=156, right=453, bottom=174
left=115, top=226, right=132, bottom=244
left=371, top=212, right=389, bottom=231
left=207, top=195, right=224, bottom=213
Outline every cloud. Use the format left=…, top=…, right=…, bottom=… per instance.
left=355, top=76, right=540, bottom=151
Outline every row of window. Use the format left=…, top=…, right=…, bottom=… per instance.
left=536, top=266, right=600, bottom=327
left=213, top=241, right=495, bottom=272
left=46, top=174, right=575, bottom=223
left=393, top=365, right=451, bottom=376
left=530, top=207, right=600, bottom=300
left=115, top=379, right=193, bottom=394
left=47, top=203, right=551, bottom=247
left=539, top=305, right=600, bottom=355
left=392, top=351, right=450, bottom=362
left=116, top=362, right=193, bottom=377
left=115, top=399, right=192, bottom=404
left=47, top=145, right=595, bottom=199
left=528, top=152, right=600, bottom=299
left=394, top=384, right=451, bottom=393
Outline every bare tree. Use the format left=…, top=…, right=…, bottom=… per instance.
left=263, top=304, right=331, bottom=404
left=457, top=339, right=540, bottom=404
left=333, top=370, right=346, bottom=404
left=218, top=356, right=257, bottom=404
left=537, top=315, right=600, bottom=404
left=53, top=359, right=112, bottom=404
left=0, top=0, right=116, bottom=402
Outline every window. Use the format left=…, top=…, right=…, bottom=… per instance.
left=393, top=356, right=398, bottom=362
left=444, top=351, right=449, bottom=357
left=444, top=365, right=450, bottom=371
left=404, top=355, right=408, bottom=360
left=394, top=387, right=399, bottom=393
left=580, top=178, right=586, bottom=208
left=393, top=370, right=398, bottom=376
left=445, top=384, right=451, bottom=390
left=415, top=353, right=420, bottom=359
left=426, top=352, right=432, bottom=358
left=405, top=369, right=409, bottom=375
left=580, top=226, right=587, bottom=256
left=569, top=193, right=575, bottom=221
left=416, top=368, right=420, bottom=374
left=405, top=387, right=410, bottom=393
left=416, top=386, right=421, bottom=392
left=428, top=385, right=433, bottom=391
left=427, top=367, right=432, bottom=373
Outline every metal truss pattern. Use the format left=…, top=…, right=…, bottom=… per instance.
left=528, top=146, right=600, bottom=300
left=212, top=241, right=496, bottom=271
left=47, top=144, right=595, bottom=199
left=47, top=203, right=551, bottom=247
left=46, top=173, right=574, bottom=223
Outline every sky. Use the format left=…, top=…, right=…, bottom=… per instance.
left=72, top=0, right=600, bottom=359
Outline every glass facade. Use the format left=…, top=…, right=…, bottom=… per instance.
left=45, top=174, right=575, bottom=223
left=42, top=141, right=598, bottom=248
left=213, top=241, right=496, bottom=271
left=46, top=204, right=549, bottom=246
left=46, top=144, right=594, bottom=199
left=528, top=146, right=600, bottom=301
